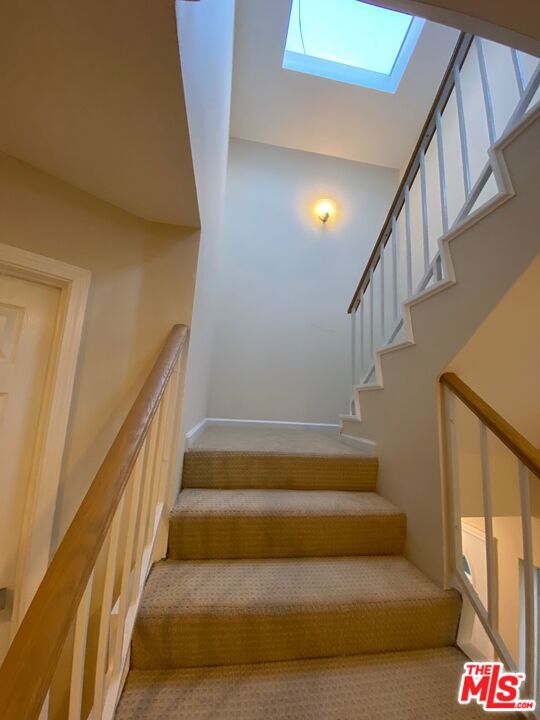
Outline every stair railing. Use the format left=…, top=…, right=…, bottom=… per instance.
left=0, top=324, right=188, bottom=720
left=440, top=372, right=539, bottom=707
left=349, top=34, right=540, bottom=390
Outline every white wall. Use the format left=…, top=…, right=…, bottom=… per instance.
left=372, top=0, right=540, bottom=56
left=231, top=0, right=458, bottom=171
left=208, top=139, right=398, bottom=423
left=175, top=0, right=235, bottom=433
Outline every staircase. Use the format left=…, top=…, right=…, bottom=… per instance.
left=115, top=427, right=496, bottom=719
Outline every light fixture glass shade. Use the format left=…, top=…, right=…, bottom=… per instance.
left=314, top=198, right=336, bottom=223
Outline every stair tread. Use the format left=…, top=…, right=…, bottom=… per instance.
left=118, top=647, right=502, bottom=719
left=132, top=556, right=460, bottom=668
left=138, top=556, right=457, bottom=618
left=172, top=489, right=403, bottom=518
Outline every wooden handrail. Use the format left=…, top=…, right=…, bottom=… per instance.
left=441, top=372, right=540, bottom=477
left=348, top=32, right=473, bottom=314
left=0, top=324, right=188, bottom=720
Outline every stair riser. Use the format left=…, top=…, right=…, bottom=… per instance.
left=168, top=515, right=406, bottom=559
left=182, top=452, right=378, bottom=491
left=132, top=597, right=461, bottom=669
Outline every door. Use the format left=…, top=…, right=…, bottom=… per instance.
left=0, top=272, right=60, bottom=661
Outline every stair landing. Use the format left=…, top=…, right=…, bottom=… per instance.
left=190, top=423, right=364, bottom=455
left=183, top=424, right=377, bottom=491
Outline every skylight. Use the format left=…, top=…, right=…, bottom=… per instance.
left=283, top=0, right=425, bottom=93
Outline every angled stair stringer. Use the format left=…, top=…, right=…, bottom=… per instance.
left=345, top=106, right=540, bottom=587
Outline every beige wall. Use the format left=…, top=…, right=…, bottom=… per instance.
left=208, top=139, right=398, bottom=423
left=0, top=152, right=199, bottom=543
left=451, top=258, right=540, bottom=663
left=0, top=0, right=199, bottom=227
left=450, top=255, right=540, bottom=447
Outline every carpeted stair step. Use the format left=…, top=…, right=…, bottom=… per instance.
left=182, top=449, right=378, bottom=491
left=118, top=646, right=504, bottom=719
left=131, top=556, right=461, bottom=670
left=168, top=489, right=406, bottom=559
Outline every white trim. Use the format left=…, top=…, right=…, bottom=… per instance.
left=206, top=418, right=339, bottom=431
left=206, top=418, right=339, bottom=430
left=338, top=433, right=377, bottom=456
left=338, top=413, right=361, bottom=424
left=184, top=418, right=207, bottom=449
left=0, top=242, right=90, bottom=633
left=461, top=520, right=487, bottom=544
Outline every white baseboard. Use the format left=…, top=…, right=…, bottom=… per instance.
left=184, top=418, right=208, bottom=449
left=185, top=417, right=340, bottom=448
left=339, top=432, right=377, bottom=456
left=339, top=413, right=360, bottom=423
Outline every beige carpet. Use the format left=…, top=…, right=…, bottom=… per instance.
left=131, top=556, right=461, bottom=669
left=168, top=489, right=405, bottom=559
left=117, top=647, right=512, bottom=719
left=118, top=431, right=470, bottom=719
left=192, top=424, right=366, bottom=455
left=182, top=450, right=378, bottom=491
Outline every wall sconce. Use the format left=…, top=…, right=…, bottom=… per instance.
left=314, top=198, right=336, bottom=224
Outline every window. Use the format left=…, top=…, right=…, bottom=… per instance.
left=283, top=0, right=425, bottom=93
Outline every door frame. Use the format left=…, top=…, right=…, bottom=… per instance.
left=0, top=242, right=90, bottom=632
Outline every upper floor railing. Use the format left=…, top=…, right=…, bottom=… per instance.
left=0, top=324, right=188, bottom=720
left=440, top=372, right=539, bottom=710
left=349, top=34, right=540, bottom=388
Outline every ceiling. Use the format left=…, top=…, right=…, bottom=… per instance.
left=230, top=0, right=460, bottom=170
left=0, top=0, right=199, bottom=227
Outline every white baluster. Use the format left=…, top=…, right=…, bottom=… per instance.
left=111, top=447, right=146, bottom=680
left=391, top=217, right=398, bottom=320
left=350, top=309, right=356, bottom=388
left=475, top=37, right=497, bottom=145
left=130, top=413, right=160, bottom=607
left=155, top=364, right=182, bottom=522
left=145, top=383, right=173, bottom=548
left=435, top=111, right=449, bottom=234
left=419, top=149, right=430, bottom=273
left=145, top=399, right=168, bottom=547
left=93, top=497, right=125, bottom=719
left=369, top=269, right=374, bottom=365
left=68, top=573, right=94, bottom=719
left=510, top=48, right=525, bottom=97
left=359, top=295, right=365, bottom=382
left=379, top=247, right=385, bottom=342
left=479, top=423, right=497, bottom=627
left=518, top=461, right=536, bottom=698
left=404, top=187, right=413, bottom=297
left=445, top=389, right=463, bottom=566
left=453, top=66, right=472, bottom=197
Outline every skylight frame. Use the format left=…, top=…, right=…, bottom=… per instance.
left=283, top=1, right=425, bottom=94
